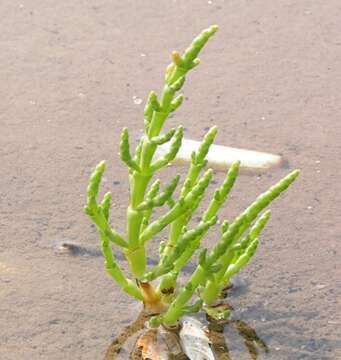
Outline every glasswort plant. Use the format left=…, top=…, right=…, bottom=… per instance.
left=84, top=25, right=299, bottom=327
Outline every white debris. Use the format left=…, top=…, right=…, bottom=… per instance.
left=133, top=96, right=143, bottom=105
left=179, top=317, right=215, bottom=360
left=154, top=138, right=283, bottom=173
left=315, top=284, right=326, bottom=289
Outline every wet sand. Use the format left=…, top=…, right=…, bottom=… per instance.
left=1, top=1, right=341, bottom=359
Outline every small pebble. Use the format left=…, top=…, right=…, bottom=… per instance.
left=307, top=206, right=313, bottom=210
left=140, top=53, right=146, bottom=57
left=132, top=96, right=142, bottom=105
left=315, top=284, right=326, bottom=289
left=315, top=160, right=321, bottom=164
left=56, top=242, right=77, bottom=254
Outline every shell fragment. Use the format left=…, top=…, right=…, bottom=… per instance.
left=179, top=317, right=215, bottom=360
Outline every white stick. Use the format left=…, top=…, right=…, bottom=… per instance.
left=154, top=139, right=283, bottom=173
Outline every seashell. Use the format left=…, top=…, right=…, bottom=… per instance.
left=158, top=325, right=183, bottom=356
left=154, top=139, right=283, bottom=173
left=179, top=316, right=215, bottom=360
left=133, top=326, right=185, bottom=359
left=134, top=329, right=166, bottom=359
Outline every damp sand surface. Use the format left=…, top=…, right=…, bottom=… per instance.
left=1, top=1, right=341, bottom=359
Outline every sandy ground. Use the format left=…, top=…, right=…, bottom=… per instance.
left=1, top=1, right=341, bottom=359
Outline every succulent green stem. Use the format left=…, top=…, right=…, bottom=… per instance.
left=159, top=161, right=240, bottom=290
left=84, top=25, right=300, bottom=328
left=160, top=266, right=207, bottom=326
left=161, top=126, right=218, bottom=261
left=159, top=170, right=299, bottom=324
left=209, top=170, right=300, bottom=267
left=122, top=27, right=219, bottom=278
left=214, top=210, right=271, bottom=282
left=101, top=231, right=143, bottom=301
